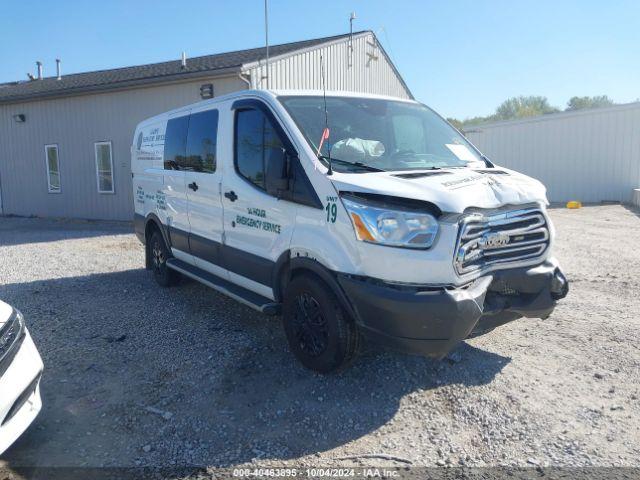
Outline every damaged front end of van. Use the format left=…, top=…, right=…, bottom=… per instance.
left=329, top=170, right=569, bottom=359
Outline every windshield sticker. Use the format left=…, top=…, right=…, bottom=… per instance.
left=445, top=144, right=476, bottom=162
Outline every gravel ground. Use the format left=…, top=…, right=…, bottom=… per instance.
left=0, top=206, right=638, bottom=469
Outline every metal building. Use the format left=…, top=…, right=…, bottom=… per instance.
left=0, top=31, right=411, bottom=220
left=466, top=102, right=640, bottom=204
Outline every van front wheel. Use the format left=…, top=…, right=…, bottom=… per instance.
left=283, top=274, right=360, bottom=373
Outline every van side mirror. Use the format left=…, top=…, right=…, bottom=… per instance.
left=266, top=147, right=292, bottom=196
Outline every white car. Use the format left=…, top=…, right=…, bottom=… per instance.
left=132, top=90, right=569, bottom=373
left=0, top=300, right=43, bottom=455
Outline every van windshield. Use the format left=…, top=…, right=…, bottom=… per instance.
left=278, top=96, right=484, bottom=173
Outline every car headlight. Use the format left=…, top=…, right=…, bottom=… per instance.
left=0, top=309, right=25, bottom=359
left=341, top=196, right=439, bottom=249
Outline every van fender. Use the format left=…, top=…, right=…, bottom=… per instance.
left=143, top=213, right=169, bottom=244
left=140, top=213, right=170, bottom=269
left=273, top=254, right=359, bottom=323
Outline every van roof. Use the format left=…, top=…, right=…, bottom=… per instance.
left=136, top=89, right=419, bottom=127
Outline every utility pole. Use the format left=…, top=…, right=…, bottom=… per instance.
left=349, top=12, right=356, bottom=68
left=264, top=0, right=270, bottom=89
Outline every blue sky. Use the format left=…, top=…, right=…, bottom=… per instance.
left=1, top=0, right=637, bottom=119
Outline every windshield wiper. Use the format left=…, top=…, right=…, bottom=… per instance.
left=317, top=155, right=386, bottom=172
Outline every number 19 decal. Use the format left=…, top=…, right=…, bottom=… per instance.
left=325, top=197, right=337, bottom=223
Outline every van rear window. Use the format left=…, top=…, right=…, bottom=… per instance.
left=185, top=110, right=218, bottom=173
left=164, top=115, right=189, bottom=170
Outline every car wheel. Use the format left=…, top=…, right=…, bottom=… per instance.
left=283, top=274, right=360, bottom=373
left=148, top=230, right=178, bottom=287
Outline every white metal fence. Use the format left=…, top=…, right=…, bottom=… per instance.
left=466, top=102, right=640, bottom=204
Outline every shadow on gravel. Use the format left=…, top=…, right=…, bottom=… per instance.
left=0, top=217, right=132, bottom=247
left=622, top=204, right=640, bottom=219
left=0, top=268, right=510, bottom=468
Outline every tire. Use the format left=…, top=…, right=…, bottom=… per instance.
left=283, top=274, right=360, bottom=373
left=148, top=230, right=179, bottom=287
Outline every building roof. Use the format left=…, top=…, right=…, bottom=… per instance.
left=0, top=31, right=366, bottom=105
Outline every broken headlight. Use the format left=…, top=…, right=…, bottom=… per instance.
left=341, top=196, right=439, bottom=249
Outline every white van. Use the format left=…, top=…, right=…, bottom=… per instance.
left=0, top=300, right=43, bottom=454
left=132, top=90, right=568, bottom=373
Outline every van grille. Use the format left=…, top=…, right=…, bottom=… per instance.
left=454, top=208, right=550, bottom=275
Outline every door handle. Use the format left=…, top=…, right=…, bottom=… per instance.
left=224, top=190, right=238, bottom=202
left=188, top=182, right=199, bottom=192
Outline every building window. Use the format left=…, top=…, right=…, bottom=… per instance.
left=45, top=144, right=61, bottom=193
left=95, top=141, right=115, bottom=193
left=234, top=108, right=284, bottom=190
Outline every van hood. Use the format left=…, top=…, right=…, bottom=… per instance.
left=329, top=166, right=548, bottom=213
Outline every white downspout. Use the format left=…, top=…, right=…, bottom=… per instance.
left=238, top=71, right=252, bottom=89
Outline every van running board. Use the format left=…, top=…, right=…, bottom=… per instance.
left=166, top=258, right=281, bottom=316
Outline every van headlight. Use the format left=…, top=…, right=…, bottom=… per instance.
left=341, top=196, right=439, bottom=249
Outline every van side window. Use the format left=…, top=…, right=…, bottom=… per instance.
left=164, top=115, right=189, bottom=170
left=185, top=110, right=218, bottom=173
left=235, top=108, right=283, bottom=190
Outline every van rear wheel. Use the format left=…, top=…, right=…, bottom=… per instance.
left=148, top=230, right=178, bottom=287
left=283, top=274, right=360, bottom=373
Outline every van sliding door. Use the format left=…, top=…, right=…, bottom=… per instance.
left=162, top=111, right=194, bottom=264
left=183, top=107, right=228, bottom=279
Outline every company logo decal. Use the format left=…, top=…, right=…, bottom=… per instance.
left=235, top=207, right=281, bottom=234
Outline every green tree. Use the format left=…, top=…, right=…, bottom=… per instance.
left=494, top=96, right=559, bottom=120
left=448, top=116, right=493, bottom=131
left=448, top=94, right=617, bottom=130
left=446, top=117, right=464, bottom=130
left=566, top=95, right=614, bottom=111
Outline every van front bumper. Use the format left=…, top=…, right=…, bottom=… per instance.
left=0, top=325, right=44, bottom=455
left=337, top=260, right=568, bottom=359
